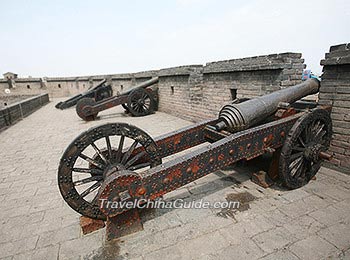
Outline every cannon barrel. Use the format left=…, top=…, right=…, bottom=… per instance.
left=120, top=77, right=159, bottom=96
left=216, top=78, right=320, bottom=132
left=86, top=79, right=107, bottom=91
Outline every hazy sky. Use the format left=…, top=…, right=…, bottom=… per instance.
left=1, top=0, right=349, bottom=77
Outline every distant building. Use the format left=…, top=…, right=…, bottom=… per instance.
left=3, top=72, right=18, bottom=80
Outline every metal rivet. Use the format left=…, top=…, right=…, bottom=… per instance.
left=137, top=187, right=146, bottom=195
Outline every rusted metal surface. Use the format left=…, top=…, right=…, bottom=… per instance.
left=58, top=79, right=333, bottom=239
left=55, top=79, right=113, bottom=110
left=98, top=113, right=303, bottom=218
left=251, top=171, right=274, bottom=188
left=275, top=107, right=297, bottom=119
left=106, top=209, right=143, bottom=240
left=75, top=77, right=159, bottom=121
left=267, top=148, right=281, bottom=181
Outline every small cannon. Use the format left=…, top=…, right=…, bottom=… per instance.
left=58, top=79, right=332, bottom=239
left=55, top=79, right=113, bottom=110
left=75, top=77, right=159, bottom=121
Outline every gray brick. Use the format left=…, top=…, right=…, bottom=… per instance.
left=211, top=239, right=264, bottom=260
left=13, top=244, right=59, bottom=260
left=0, top=236, right=38, bottom=259
left=259, top=249, right=299, bottom=260
left=317, top=222, right=350, bottom=250
left=283, top=215, right=326, bottom=240
left=289, top=235, right=337, bottom=260
left=176, top=231, right=230, bottom=259
left=36, top=224, right=80, bottom=248
left=252, top=227, right=297, bottom=254
left=59, top=230, right=104, bottom=260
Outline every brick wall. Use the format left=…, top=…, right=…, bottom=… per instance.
left=319, top=43, right=350, bottom=173
left=0, top=93, right=49, bottom=131
left=158, top=53, right=304, bottom=122
left=0, top=53, right=304, bottom=123
left=0, top=71, right=158, bottom=99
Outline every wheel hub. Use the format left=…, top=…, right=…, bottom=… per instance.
left=303, top=143, right=323, bottom=162
left=103, top=164, right=126, bottom=179
left=137, top=99, right=145, bottom=105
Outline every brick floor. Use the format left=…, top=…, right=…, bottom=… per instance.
left=0, top=99, right=349, bottom=259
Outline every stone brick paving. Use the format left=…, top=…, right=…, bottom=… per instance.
left=0, top=99, right=349, bottom=260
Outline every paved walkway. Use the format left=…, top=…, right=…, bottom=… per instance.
left=0, top=99, right=349, bottom=260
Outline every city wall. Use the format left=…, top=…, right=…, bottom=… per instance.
left=319, top=43, right=350, bottom=172
left=0, top=52, right=304, bottom=123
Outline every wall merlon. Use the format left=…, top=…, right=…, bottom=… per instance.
left=158, top=65, right=202, bottom=77
left=329, top=43, right=350, bottom=52
left=319, top=42, right=350, bottom=172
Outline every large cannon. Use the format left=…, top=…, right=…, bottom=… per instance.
left=75, top=77, right=159, bottom=121
left=58, top=79, right=332, bottom=239
left=55, top=79, right=113, bottom=110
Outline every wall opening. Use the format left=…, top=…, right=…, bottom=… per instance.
left=58, top=84, right=61, bottom=88
left=171, top=86, right=174, bottom=95
left=27, top=85, right=31, bottom=89
left=230, top=88, right=237, bottom=100
left=120, top=85, right=124, bottom=91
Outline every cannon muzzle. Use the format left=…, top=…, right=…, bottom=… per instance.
left=216, top=78, right=320, bottom=132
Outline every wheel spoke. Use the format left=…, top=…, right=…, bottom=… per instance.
left=314, top=126, right=326, bottom=141
left=312, top=121, right=321, bottom=135
left=91, top=193, right=100, bottom=205
left=74, top=176, right=103, bottom=186
left=289, top=157, right=302, bottom=172
left=305, top=125, right=312, bottom=143
left=298, top=137, right=306, bottom=147
left=142, top=104, right=149, bottom=112
left=129, top=162, right=151, bottom=171
left=121, top=140, right=138, bottom=165
left=79, top=153, right=105, bottom=169
left=72, top=167, right=103, bottom=175
left=311, top=122, right=322, bottom=137
left=91, top=142, right=108, bottom=164
left=105, top=136, right=112, bottom=160
left=292, top=146, right=305, bottom=152
left=116, top=135, right=125, bottom=163
left=294, top=160, right=305, bottom=178
left=124, top=151, right=146, bottom=169
left=290, top=152, right=303, bottom=162
left=80, top=181, right=102, bottom=198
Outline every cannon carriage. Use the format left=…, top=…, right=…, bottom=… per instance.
left=75, top=77, right=159, bottom=121
left=58, top=78, right=333, bottom=238
left=55, top=79, right=113, bottom=110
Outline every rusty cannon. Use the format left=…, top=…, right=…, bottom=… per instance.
left=55, top=79, right=113, bottom=110
left=75, top=77, right=159, bottom=121
left=58, top=78, right=333, bottom=239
